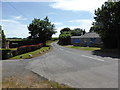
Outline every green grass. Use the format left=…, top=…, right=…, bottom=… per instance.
left=9, top=40, right=57, bottom=60
left=0, top=48, right=17, bottom=51
left=7, top=39, right=23, bottom=41
left=9, top=47, right=50, bottom=59
left=65, top=46, right=101, bottom=51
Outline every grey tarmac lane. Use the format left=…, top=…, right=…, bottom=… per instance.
left=2, top=42, right=119, bottom=88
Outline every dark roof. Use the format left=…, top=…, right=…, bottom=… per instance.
left=71, top=32, right=100, bottom=38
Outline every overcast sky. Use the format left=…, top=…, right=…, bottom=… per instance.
left=1, top=0, right=107, bottom=38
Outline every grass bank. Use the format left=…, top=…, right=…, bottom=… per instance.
left=9, top=47, right=50, bottom=59
left=65, top=46, right=101, bottom=51
left=0, top=48, right=17, bottom=51
left=9, top=40, right=57, bottom=59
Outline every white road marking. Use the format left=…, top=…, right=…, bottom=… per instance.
left=105, top=57, right=119, bottom=61
left=81, top=55, right=105, bottom=61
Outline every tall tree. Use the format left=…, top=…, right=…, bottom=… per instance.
left=0, top=25, right=6, bottom=48
left=91, top=1, right=120, bottom=48
left=59, top=28, right=72, bottom=45
left=28, top=16, right=56, bottom=45
left=71, top=28, right=85, bottom=36
left=60, top=28, right=71, bottom=34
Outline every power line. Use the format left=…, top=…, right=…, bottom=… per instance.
left=6, top=2, right=29, bottom=18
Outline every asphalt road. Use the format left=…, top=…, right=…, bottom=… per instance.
left=2, top=42, right=119, bottom=88
left=27, top=42, right=118, bottom=88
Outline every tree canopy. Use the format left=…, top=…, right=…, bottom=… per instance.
left=71, top=28, right=85, bottom=36
left=28, top=16, right=56, bottom=45
left=60, top=28, right=71, bottom=34
left=90, top=1, right=120, bottom=48
left=0, top=25, right=6, bottom=48
left=58, top=27, right=85, bottom=45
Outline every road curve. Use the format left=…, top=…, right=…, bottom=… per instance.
left=27, top=42, right=118, bottom=88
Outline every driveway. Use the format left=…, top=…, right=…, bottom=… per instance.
left=2, top=42, right=119, bottom=88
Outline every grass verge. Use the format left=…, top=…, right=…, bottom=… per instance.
left=9, top=47, right=50, bottom=59
left=64, top=46, right=101, bottom=51
left=2, top=76, right=72, bottom=88
left=9, top=40, right=57, bottom=59
left=0, top=48, right=17, bottom=51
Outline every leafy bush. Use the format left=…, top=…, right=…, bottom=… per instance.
left=59, top=32, right=72, bottom=45
left=11, top=50, right=18, bottom=56
left=17, top=43, right=43, bottom=55
left=1, top=49, right=12, bottom=60
left=1, top=43, right=43, bottom=59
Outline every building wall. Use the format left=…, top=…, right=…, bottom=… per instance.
left=108, top=0, right=120, bottom=2
left=71, top=38, right=103, bottom=47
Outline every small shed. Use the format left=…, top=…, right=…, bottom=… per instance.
left=71, top=32, right=103, bottom=47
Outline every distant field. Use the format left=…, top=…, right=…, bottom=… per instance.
left=7, top=39, right=23, bottom=41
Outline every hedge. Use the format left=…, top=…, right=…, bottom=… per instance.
left=16, top=43, right=43, bottom=55
left=2, top=43, right=43, bottom=60
left=1, top=49, right=12, bottom=60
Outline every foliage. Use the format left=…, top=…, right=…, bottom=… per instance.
left=51, top=37, right=58, bottom=41
left=59, top=28, right=72, bottom=45
left=71, top=28, right=86, bottom=36
left=10, top=40, right=54, bottom=59
left=0, top=25, right=6, bottom=48
left=10, top=46, right=49, bottom=59
left=90, top=1, right=120, bottom=48
left=17, top=43, right=43, bottom=55
left=2, top=43, right=43, bottom=60
left=1, top=49, right=11, bottom=59
left=28, top=16, right=56, bottom=46
left=60, top=28, right=71, bottom=34
left=58, top=27, right=86, bottom=45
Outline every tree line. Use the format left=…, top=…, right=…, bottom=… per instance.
left=58, top=28, right=86, bottom=45
left=90, top=1, right=120, bottom=49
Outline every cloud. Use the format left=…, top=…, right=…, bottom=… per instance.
left=68, top=19, right=94, bottom=32
left=2, top=0, right=56, bottom=2
left=53, top=19, right=94, bottom=37
left=52, top=22, right=63, bottom=25
left=50, top=0, right=107, bottom=13
left=11, top=16, right=27, bottom=21
left=0, top=19, right=29, bottom=38
left=52, top=27, right=63, bottom=37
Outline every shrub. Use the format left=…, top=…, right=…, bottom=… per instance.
left=11, top=50, right=18, bottom=56
left=17, top=43, right=43, bottom=55
left=2, top=49, right=12, bottom=60
left=59, top=32, right=71, bottom=45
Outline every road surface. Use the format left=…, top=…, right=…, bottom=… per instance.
left=2, top=42, right=119, bottom=88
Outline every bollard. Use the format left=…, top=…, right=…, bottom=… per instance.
left=39, top=51, right=42, bottom=54
left=29, top=54, right=32, bottom=57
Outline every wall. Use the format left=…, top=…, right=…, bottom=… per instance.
left=71, top=38, right=103, bottom=47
